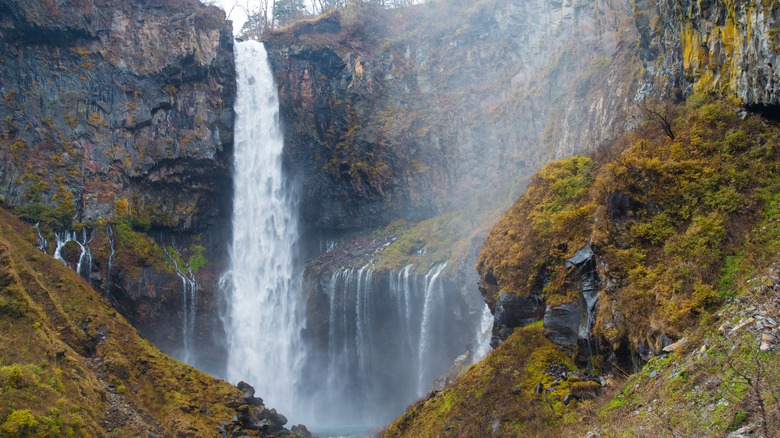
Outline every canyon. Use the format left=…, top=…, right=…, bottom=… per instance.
left=0, top=0, right=778, bottom=435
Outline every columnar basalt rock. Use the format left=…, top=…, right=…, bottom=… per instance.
left=637, top=0, right=780, bottom=106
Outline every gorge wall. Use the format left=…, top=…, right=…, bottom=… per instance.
left=1, top=0, right=778, bottom=434
left=0, top=0, right=235, bottom=374
left=266, top=0, right=780, bottom=240
left=264, top=0, right=637, bottom=234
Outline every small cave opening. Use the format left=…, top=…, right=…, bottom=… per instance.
left=747, top=103, right=780, bottom=122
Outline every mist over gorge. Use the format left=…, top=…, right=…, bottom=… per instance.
left=0, top=0, right=779, bottom=436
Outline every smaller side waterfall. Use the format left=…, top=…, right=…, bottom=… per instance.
left=105, top=224, right=116, bottom=296
left=162, top=244, right=199, bottom=364
left=77, top=228, right=93, bottom=280
left=417, top=262, right=447, bottom=395
left=305, top=262, right=477, bottom=430
left=475, top=304, right=494, bottom=360
left=34, top=223, right=47, bottom=252
left=53, top=229, right=92, bottom=281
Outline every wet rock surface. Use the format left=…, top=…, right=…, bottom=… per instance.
left=489, top=244, right=601, bottom=357
left=219, top=382, right=311, bottom=438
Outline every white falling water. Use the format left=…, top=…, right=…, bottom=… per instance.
left=34, top=222, right=47, bottom=252
left=475, top=303, right=494, bottom=360
left=309, top=262, right=480, bottom=430
left=53, top=229, right=92, bottom=281
left=106, top=224, right=116, bottom=296
left=78, top=228, right=93, bottom=280
left=162, top=244, right=199, bottom=364
left=417, top=262, right=447, bottom=395
left=226, top=40, right=302, bottom=417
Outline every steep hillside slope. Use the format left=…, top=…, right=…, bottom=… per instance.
left=385, top=97, right=780, bottom=436
left=0, top=207, right=307, bottom=437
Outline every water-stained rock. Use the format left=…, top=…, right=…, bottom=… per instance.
left=491, top=291, right=545, bottom=347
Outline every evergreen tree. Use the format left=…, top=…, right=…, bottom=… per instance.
left=273, top=0, right=307, bottom=27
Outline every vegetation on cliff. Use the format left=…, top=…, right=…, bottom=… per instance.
left=384, top=323, right=578, bottom=437
left=480, top=95, right=780, bottom=350
left=0, top=206, right=303, bottom=437
left=386, top=95, right=780, bottom=436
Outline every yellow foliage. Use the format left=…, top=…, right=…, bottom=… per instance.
left=355, top=58, right=364, bottom=77
left=478, top=95, right=780, bottom=351
left=115, top=199, right=130, bottom=217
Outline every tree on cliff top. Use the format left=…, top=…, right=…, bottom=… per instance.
left=274, top=0, right=308, bottom=27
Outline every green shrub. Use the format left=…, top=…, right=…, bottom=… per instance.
left=14, top=203, right=55, bottom=224
left=187, top=245, right=208, bottom=274
left=1, top=409, right=37, bottom=437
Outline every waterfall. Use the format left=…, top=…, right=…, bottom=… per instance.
left=77, top=228, right=93, bottom=281
left=475, top=304, right=494, bottom=360
left=225, top=40, right=303, bottom=418
left=162, top=244, right=199, bottom=364
left=306, top=262, right=482, bottom=430
left=417, top=262, right=447, bottom=395
left=223, top=39, right=491, bottom=433
left=106, top=224, right=116, bottom=296
left=53, top=229, right=92, bottom=281
left=34, top=222, right=47, bottom=252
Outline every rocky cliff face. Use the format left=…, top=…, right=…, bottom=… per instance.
left=265, top=0, right=635, bottom=235
left=637, top=0, right=780, bottom=107
left=0, top=0, right=235, bottom=374
left=262, top=0, right=780, bottom=256
left=0, top=0, right=234, bottom=229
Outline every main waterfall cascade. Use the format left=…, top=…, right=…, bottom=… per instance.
left=224, top=39, right=492, bottom=432
left=225, top=40, right=304, bottom=416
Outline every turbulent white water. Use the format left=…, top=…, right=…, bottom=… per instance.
left=225, top=40, right=303, bottom=417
